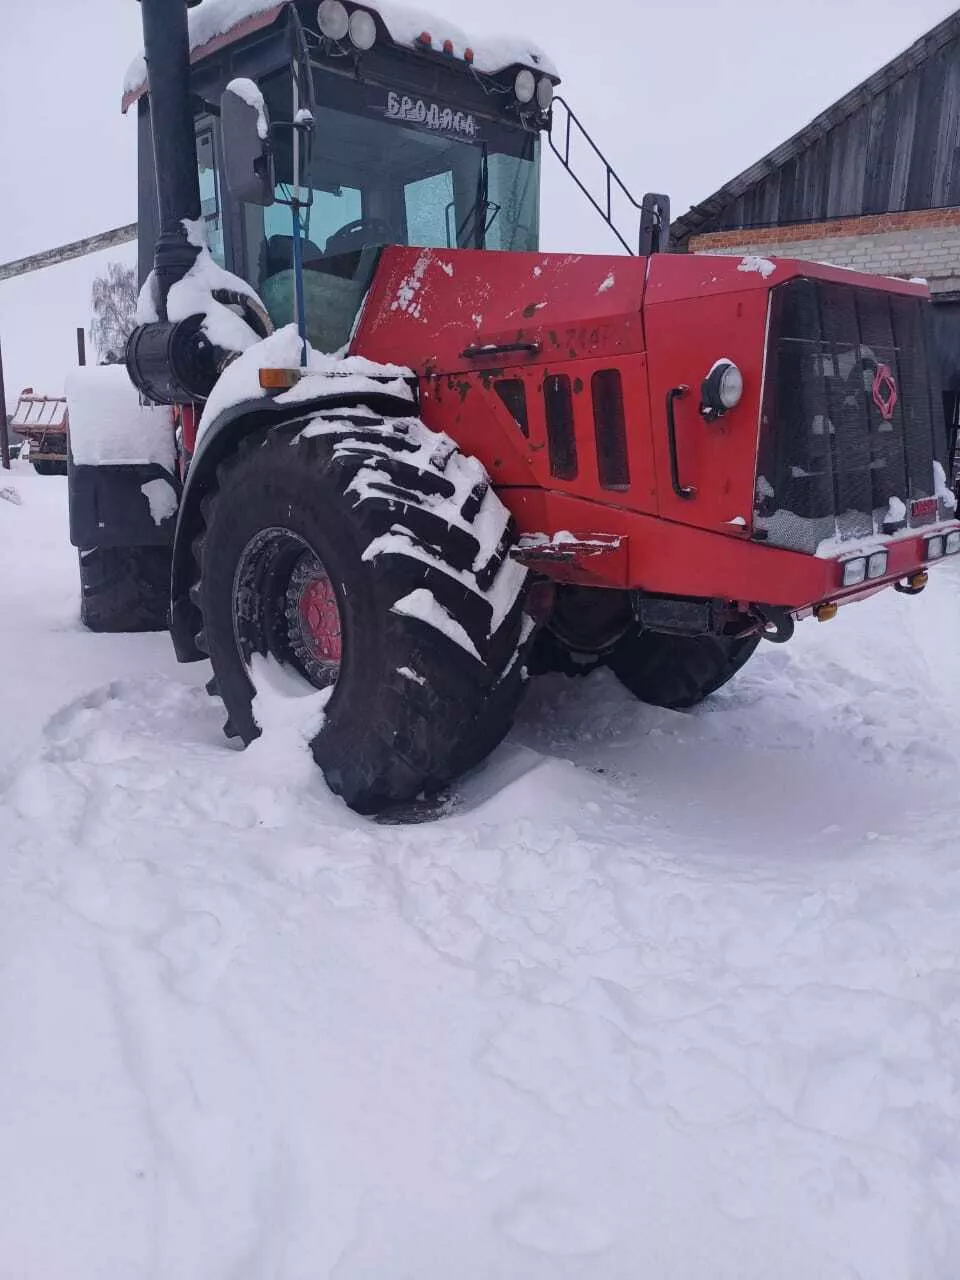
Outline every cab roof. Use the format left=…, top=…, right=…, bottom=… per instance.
left=122, top=0, right=558, bottom=112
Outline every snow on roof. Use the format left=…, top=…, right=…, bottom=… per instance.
left=123, top=0, right=557, bottom=109
left=357, top=1, right=558, bottom=77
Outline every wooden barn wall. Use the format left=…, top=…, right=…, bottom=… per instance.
left=713, top=36, right=960, bottom=230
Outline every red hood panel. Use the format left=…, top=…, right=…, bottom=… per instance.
left=352, top=247, right=649, bottom=373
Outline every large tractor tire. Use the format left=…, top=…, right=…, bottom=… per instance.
left=78, top=545, right=171, bottom=633
left=607, top=628, right=761, bottom=710
left=191, top=412, right=534, bottom=814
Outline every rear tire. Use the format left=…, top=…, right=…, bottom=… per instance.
left=192, top=413, right=534, bottom=814
left=78, top=545, right=171, bottom=633
left=33, top=460, right=67, bottom=477
left=607, top=628, right=760, bottom=710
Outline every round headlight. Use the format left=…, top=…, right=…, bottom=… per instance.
left=514, top=69, right=536, bottom=104
left=718, top=362, right=744, bottom=409
left=536, top=76, right=554, bottom=111
left=348, top=8, right=377, bottom=49
left=701, top=359, right=743, bottom=420
left=317, top=0, right=349, bottom=40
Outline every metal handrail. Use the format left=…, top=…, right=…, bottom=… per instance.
left=547, top=96, right=670, bottom=256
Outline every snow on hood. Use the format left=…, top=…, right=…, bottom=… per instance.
left=123, top=0, right=557, bottom=102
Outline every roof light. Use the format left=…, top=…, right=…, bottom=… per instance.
left=537, top=76, right=554, bottom=111
left=317, top=0, right=349, bottom=40
left=464, top=47, right=475, bottom=63
left=515, top=69, right=536, bottom=104
left=417, top=30, right=433, bottom=47
left=348, top=7, right=377, bottom=50
left=442, top=38, right=454, bottom=55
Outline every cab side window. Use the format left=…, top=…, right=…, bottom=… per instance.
left=196, top=127, right=225, bottom=266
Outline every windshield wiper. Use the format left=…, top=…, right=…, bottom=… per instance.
left=456, top=145, right=501, bottom=249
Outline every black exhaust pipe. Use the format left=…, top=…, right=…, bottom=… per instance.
left=139, top=0, right=203, bottom=314
left=127, top=0, right=226, bottom=404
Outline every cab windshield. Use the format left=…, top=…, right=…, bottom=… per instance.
left=241, top=69, right=541, bottom=350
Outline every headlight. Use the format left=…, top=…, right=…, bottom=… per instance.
left=842, top=558, right=867, bottom=587
left=348, top=8, right=377, bottom=49
left=537, top=76, right=554, bottom=111
left=515, top=69, right=536, bottom=104
left=867, top=550, right=888, bottom=580
left=701, top=359, right=743, bottom=420
left=926, top=535, right=945, bottom=561
left=317, top=0, right=349, bottom=39
left=946, top=530, right=960, bottom=555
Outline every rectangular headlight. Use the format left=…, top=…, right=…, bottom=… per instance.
left=842, top=557, right=867, bottom=587
left=926, top=535, right=945, bottom=561
left=867, top=551, right=888, bottom=580
left=946, top=531, right=960, bottom=556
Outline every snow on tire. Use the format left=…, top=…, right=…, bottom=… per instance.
left=191, top=410, right=534, bottom=813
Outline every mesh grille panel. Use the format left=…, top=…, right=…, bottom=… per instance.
left=755, top=279, right=947, bottom=554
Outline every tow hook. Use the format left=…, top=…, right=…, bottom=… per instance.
left=894, top=571, right=929, bottom=596
left=757, top=606, right=795, bottom=644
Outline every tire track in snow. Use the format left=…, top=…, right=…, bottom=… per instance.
left=4, top=564, right=960, bottom=1273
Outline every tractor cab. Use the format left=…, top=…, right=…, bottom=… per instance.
left=128, top=1, right=554, bottom=353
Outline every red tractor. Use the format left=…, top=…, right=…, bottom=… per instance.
left=66, top=0, right=960, bottom=813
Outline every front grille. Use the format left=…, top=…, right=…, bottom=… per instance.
left=755, top=278, right=949, bottom=554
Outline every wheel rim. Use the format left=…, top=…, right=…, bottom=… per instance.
left=232, top=527, right=343, bottom=691
left=287, top=555, right=343, bottom=676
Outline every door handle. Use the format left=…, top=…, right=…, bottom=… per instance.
left=462, top=341, right=541, bottom=359
left=666, top=385, right=696, bottom=500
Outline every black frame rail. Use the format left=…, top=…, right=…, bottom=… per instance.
left=548, top=96, right=671, bottom=257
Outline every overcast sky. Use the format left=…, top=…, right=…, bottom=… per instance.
left=1, top=0, right=957, bottom=405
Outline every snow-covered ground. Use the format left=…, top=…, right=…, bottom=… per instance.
left=3, top=464, right=960, bottom=1278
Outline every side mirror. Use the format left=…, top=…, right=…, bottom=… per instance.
left=220, top=78, right=275, bottom=207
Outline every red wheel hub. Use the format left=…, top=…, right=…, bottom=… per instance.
left=296, top=571, right=342, bottom=666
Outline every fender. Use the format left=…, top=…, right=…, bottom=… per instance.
left=66, top=363, right=179, bottom=551
left=170, top=384, right=416, bottom=662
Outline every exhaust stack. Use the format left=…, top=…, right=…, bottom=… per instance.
left=127, top=0, right=224, bottom=404
left=139, top=0, right=203, bottom=313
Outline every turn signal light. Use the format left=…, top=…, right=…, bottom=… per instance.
left=259, top=368, right=303, bottom=390
left=815, top=603, right=839, bottom=623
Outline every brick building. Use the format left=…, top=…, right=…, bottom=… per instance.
left=671, top=9, right=960, bottom=425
